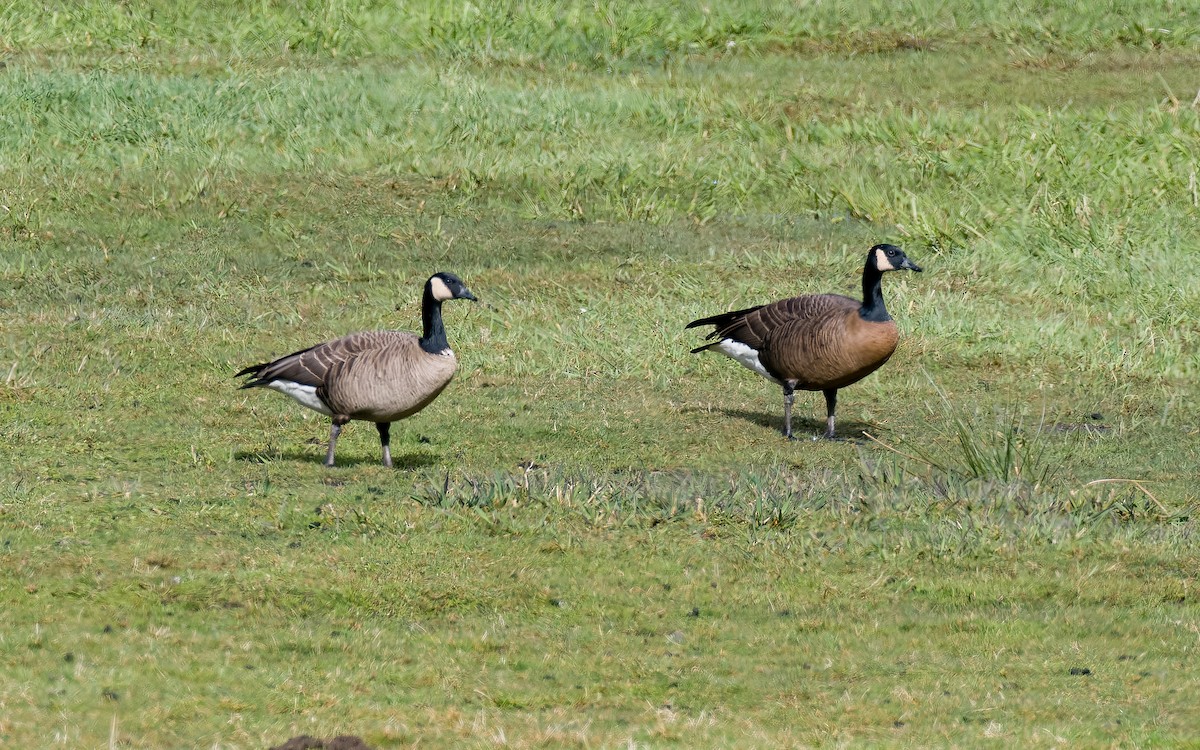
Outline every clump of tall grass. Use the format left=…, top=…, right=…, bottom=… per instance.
left=859, top=379, right=1192, bottom=526
left=864, top=380, right=1059, bottom=504
left=943, top=405, right=1055, bottom=487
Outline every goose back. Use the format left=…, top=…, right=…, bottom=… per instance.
left=241, top=332, right=377, bottom=389
left=690, top=294, right=855, bottom=350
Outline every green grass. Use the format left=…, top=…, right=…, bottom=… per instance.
left=3, top=1, right=1200, bottom=747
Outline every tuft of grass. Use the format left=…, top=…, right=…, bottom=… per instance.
left=916, top=380, right=1059, bottom=488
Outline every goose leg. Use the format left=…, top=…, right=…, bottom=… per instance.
left=822, top=388, right=838, bottom=439
left=325, top=416, right=349, bottom=467
left=376, top=422, right=392, bottom=469
left=782, top=382, right=797, bottom=440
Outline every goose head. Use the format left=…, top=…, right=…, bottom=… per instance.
left=428, top=272, right=478, bottom=302
left=869, top=244, right=922, bottom=273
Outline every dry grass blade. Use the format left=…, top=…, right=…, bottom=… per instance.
left=861, top=430, right=947, bottom=475
left=1084, top=478, right=1169, bottom=517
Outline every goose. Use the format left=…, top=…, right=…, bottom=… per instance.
left=236, top=272, right=477, bottom=467
left=686, top=244, right=921, bottom=439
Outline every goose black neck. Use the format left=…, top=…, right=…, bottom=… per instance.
left=419, top=286, right=450, bottom=354
left=859, top=261, right=892, bottom=323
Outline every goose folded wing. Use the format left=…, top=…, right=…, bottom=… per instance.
left=760, top=309, right=853, bottom=378
left=709, top=294, right=859, bottom=347
left=250, top=331, right=396, bottom=387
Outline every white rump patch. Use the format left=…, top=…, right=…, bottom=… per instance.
left=266, top=380, right=334, bottom=416
left=874, top=247, right=895, bottom=271
left=710, top=339, right=780, bottom=384
left=429, top=276, right=453, bottom=301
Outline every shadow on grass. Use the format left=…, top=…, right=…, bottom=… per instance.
left=685, top=406, right=876, bottom=441
left=234, top=449, right=440, bottom=470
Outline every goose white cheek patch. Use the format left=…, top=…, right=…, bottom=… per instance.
left=267, top=380, right=334, bottom=416
left=429, top=276, right=453, bottom=301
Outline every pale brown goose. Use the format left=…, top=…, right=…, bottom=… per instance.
left=236, top=272, right=477, bottom=467
left=686, top=244, right=921, bottom=439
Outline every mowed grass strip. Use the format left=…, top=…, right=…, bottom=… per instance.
left=2, top=1, right=1200, bottom=747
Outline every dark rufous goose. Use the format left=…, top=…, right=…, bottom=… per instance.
left=236, top=272, right=477, bottom=467
left=686, top=244, right=921, bottom=439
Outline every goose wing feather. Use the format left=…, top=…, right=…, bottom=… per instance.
left=237, top=331, right=394, bottom=389
left=690, top=294, right=859, bottom=350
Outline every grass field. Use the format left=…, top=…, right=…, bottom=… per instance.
left=3, top=1, right=1200, bottom=747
